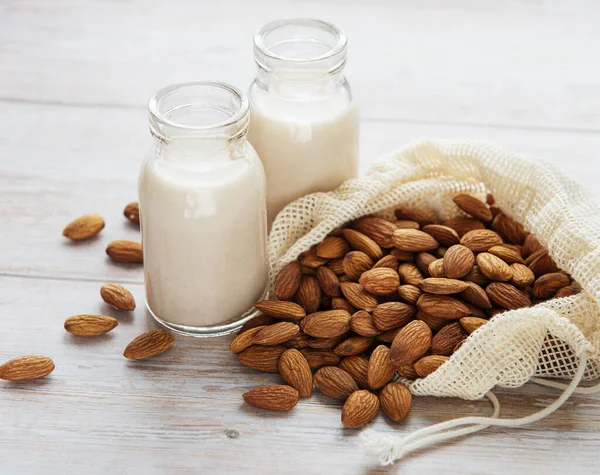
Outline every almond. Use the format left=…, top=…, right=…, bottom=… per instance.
left=463, top=265, right=489, bottom=287
left=318, top=266, right=344, bottom=298
left=453, top=340, right=466, bottom=353
left=351, top=217, right=397, bottom=248
left=333, top=336, right=374, bottom=357
left=100, top=283, right=136, bottom=311
left=443, top=245, right=475, bottom=279
left=350, top=310, right=382, bottom=337
left=443, top=216, right=485, bottom=236
left=237, top=345, right=286, bottom=372
left=390, top=320, right=432, bottom=366
left=486, top=282, right=531, bottom=309
left=372, top=302, right=415, bottom=331
left=340, top=282, right=378, bottom=312
left=305, top=334, right=347, bottom=349
left=459, top=282, right=492, bottom=308
left=414, top=355, right=450, bottom=378
left=296, top=275, right=322, bottom=313
left=106, top=240, right=143, bottom=263
left=532, top=272, right=570, bottom=299
left=331, top=298, right=356, bottom=314
left=239, top=314, right=277, bottom=332
left=422, top=224, right=460, bottom=247
left=278, top=349, right=313, bottom=397
left=64, top=314, right=118, bottom=337
left=417, top=294, right=470, bottom=319
left=398, top=284, right=422, bottom=304
left=63, top=214, right=105, bottom=240
left=428, top=258, right=446, bottom=278
left=368, top=345, right=395, bottom=389
left=123, top=202, right=140, bottom=223
left=342, top=229, right=383, bottom=261
left=373, top=255, right=399, bottom=270
left=460, top=229, right=503, bottom=252
left=492, top=213, right=527, bottom=244
left=230, top=326, right=264, bottom=353
left=254, top=300, right=306, bottom=320
left=452, top=194, right=492, bottom=222
left=359, top=268, right=400, bottom=296
left=327, top=258, right=345, bottom=276
left=300, top=349, right=341, bottom=370
left=314, top=366, right=359, bottom=399
left=123, top=329, right=174, bottom=360
left=392, top=229, right=439, bottom=252
left=431, top=322, right=466, bottom=356
left=528, top=249, right=558, bottom=277
left=463, top=302, right=486, bottom=318
left=376, top=327, right=402, bottom=343
left=416, top=252, right=437, bottom=276
left=460, top=316, right=488, bottom=334
left=342, top=251, right=374, bottom=281
left=342, top=390, right=380, bottom=428
left=394, top=207, right=435, bottom=226
left=274, top=261, right=303, bottom=300
left=396, top=364, right=419, bottom=379
left=300, top=247, right=329, bottom=268
left=243, top=385, right=299, bottom=411
left=394, top=220, right=421, bottom=229
left=379, top=382, right=412, bottom=421
left=523, top=234, right=543, bottom=257
left=339, top=356, right=370, bottom=388
left=317, top=236, right=350, bottom=259
left=253, top=322, right=300, bottom=345
left=0, top=356, right=55, bottom=381
left=302, top=310, right=351, bottom=338
left=417, top=311, right=449, bottom=331
left=476, top=253, right=513, bottom=281
left=302, top=265, right=318, bottom=276
left=437, top=247, right=447, bottom=257
left=555, top=284, right=581, bottom=298
left=488, top=245, right=525, bottom=264
left=419, top=278, right=469, bottom=295
left=391, top=249, right=416, bottom=262
left=283, top=333, right=311, bottom=350
left=397, top=263, right=424, bottom=286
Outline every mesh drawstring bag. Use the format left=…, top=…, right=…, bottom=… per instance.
left=266, top=139, right=600, bottom=464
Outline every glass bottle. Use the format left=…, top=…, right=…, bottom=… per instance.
left=248, top=18, right=359, bottom=227
left=139, top=82, right=268, bottom=337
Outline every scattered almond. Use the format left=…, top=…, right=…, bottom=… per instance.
left=339, top=356, right=370, bottom=389
left=452, top=194, right=492, bottom=222
left=279, top=349, right=313, bottom=397
left=100, top=283, right=136, bottom=311
left=254, top=300, right=306, bottom=320
left=314, top=366, right=359, bottom=399
left=123, top=202, right=140, bottom=223
left=64, top=315, right=118, bottom=337
left=274, top=261, right=303, bottom=300
left=414, top=355, right=450, bottom=378
left=237, top=345, right=287, bottom=372
left=367, top=345, right=395, bottom=389
left=390, top=320, right=432, bottom=366
left=342, top=390, right=380, bottom=428
left=379, top=382, right=412, bottom=421
left=106, top=240, right=143, bottom=263
left=243, top=385, right=299, bottom=411
left=123, top=329, right=174, bottom=360
left=63, top=214, right=105, bottom=240
left=253, top=322, right=300, bottom=345
left=0, top=355, right=55, bottom=381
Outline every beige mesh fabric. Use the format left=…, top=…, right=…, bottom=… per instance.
left=267, top=139, right=600, bottom=400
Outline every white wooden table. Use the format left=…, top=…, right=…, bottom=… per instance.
left=1, top=1, right=599, bottom=474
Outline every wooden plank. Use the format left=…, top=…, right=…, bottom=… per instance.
left=1, top=0, right=599, bottom=130
left=0, top=275, right=598, bottom=475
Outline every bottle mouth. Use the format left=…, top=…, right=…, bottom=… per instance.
left=254, top=19, right=347, bottom=73
left=148, top=82, right=249, bottom=140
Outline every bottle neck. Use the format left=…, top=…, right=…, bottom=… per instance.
left=255, top=66, right=345, bottom=98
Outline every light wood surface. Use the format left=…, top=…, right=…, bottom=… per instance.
left=1, top=1, right=599, bottom=474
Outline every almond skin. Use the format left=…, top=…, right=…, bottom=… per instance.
left=300, top=349, right=341, bottom=370
left=331, top=298, right=356, bottom=314
left=396, top=363, right=419, bottom=379
left=492, top=213, right=527, bottom=245
left=414, top=355, right=450, bottom=378
left=460, top=229, right=504, bottom=252
left=373, top=255, right=399, bottom=270
left=106, top=240, right=143, bottom=263
left=274, top=261, right=303, bottom=300
left=443, top=245, right=475, bottom=279
left=416, top=252, right=437, bottom=276
left=350, top=310, right=382, bottom=337
left=555, top=284, right=581, bottom=298
left=339, top=356, right=370, bottom=389
left=488, top=245, right=525, bottom=265
left=422, top=224, right=460, bottom=247
left=0, top=355, right=55, bottom=381
left=302, top=310, right=351, bottom=338
left=333, top=336, right=374, bottom=357
left=100, top=283, right=136, bottom=311
left=300, top=247, right=329, bottom=268
left=123, top=329, right=174, bottom=360
left=379, top=382, right=412, bottom=421
left=417, top=311, right=450, bottom=331
left=253, top=322, right=300, bottom=345
left=368, top=345, right=395, bottom=389
left=431, top=322, right=466, bottom=356
left=510, top=263, right=536, bottom=288
left=459, top=281, right=492, bottom=309
left=296, top=275, right=321, bottom=314
left=278, top=349, right=313, bottom=397
left=64, top=315, right=118, bottom=337
left=452, top=194, right=492, bottom=222
left=523, top=234, right=543, bottom=257
left=443, top=216, right=485, bottom=236
left=372, top=302, right=416, bottom=331
left=342, top=390, right=380, bottom=428
left=419, top=278, right=469, bottom=295
left=342, top=229, right=383, bottom=261
left=63, top=214, right=105, bottom=240
left=464, top=265, right=490, bottom=287
left=254, top=300, right=306, bottom=320
left=314, top=366, right=359, bottom=399
left=317, top=236, right=350, bottom=259
left=527, top=249, right=558, bottom=277
left=392, top=229, right=439, bottom=252
left=460, top=316, right=488, bottom=334
left=394, top=207, right=435, bottom=226
left=351, top=217, right=398, bottom=248
left=398, top=284, right=422, bottom=305
left=237, top=345, right=287, bottom=372
left=486, top=282, right=532, bottom=309
left=532, top=272, right=570, bottom=299
left=397, top=263, right=424, bottom=286
left=243, top=385, right=299, bottom=411
left=359, top=268, right=400, bottom=296
left=417, top=293, right=470, bottom=319
left=429, top=258, right=446, bottom=278
left=390, top=320, right=432, bottom=366
left=342, top=251, right=374, bottom=281
left=340, top=282, right=378, bottom=312
left=317, top=266, right=342, bottom=297
left=123, top=202, right=140, bottom=223
left=230, top=326, right=264, bottom=354
left=476, top=253, right=513, bottom=282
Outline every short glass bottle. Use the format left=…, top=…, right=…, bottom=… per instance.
left=138, top=82, right=268, bottom=337
left=248, top=18, right=360, bottom=227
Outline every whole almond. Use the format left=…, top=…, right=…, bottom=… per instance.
left=476, top=253, right=513, bottom=281
left=452, top=194, right=492, bottom=222
left=342, top=251, right=374, bottom=281
left=0, top=356, right=55, bottom=381
left=379, top=382, right=412, bottom=421
left=437, top=247, right=448, bottom=257
left=297, top=275, right=322, bottom=313
left=230, top=326, right=264, bottom=353
left=317, top=266, right=342, bottom=297
left=394, top=207, right=435, bottom=226
left=342, top=390, right=380, bottom=428
left=254, top=300, right=306, bottom=320
left=555, top=284, right=581, bottom=298
left=396, top=364, right=419, bottom=379
left=350, top=310, right=382, bottom=337
left=63, top=214, right=105, bottom=240
left=460, top=229, right=503, bottom=252
left=339, top=356, right=370, bottom=388
left=391, top=249, right=416, bottom=262
left=464, top=265, right=490, bottom=287
left=459, top=281, right=492, bottom=308
left=488, top=245, right=525, bottom=265
left=340, top=282, right=378, bottom=312
left=392, top=229, right=439, bottom=252
left=302, top=310, right=351, bottom=338
left=394, top=220, right=421, bottom=229
left=532, top=272, right=570, bottom=299
left=253, top=322, right=300, bottom=345
left=431, top=322, right=466, bottom=356
left=417, top=294, right=470, bottom=319
left=460, top=316, right=488, bottom=334
left=331, top=298, right=356, bottom=314
left=368, top=345, right=395, bottom=389
left=373, top=255, right=399, bottom=270
left=314, top=366, right=359, bottom=399
left=342, top=229, right=383, bottom=261
left=351, top=217, right=397, bottom=248
left=278, top=349, right=313, bottom=397
left=274, top=261, right=303, bottom=300
left=486, top=282, right=532, bottom=309
left=327, top=258, right=345, bottom=276
left=376, top=327, right=402, bottom=343
left=419, top=278, right=469, bottom=295
left=397, top=263, right=424, bottom=286
left=106, top=240, right=143, bottom=263
left=398, top=284, right=422, bottom=304
left=100, top=283, right=136, bottom=311
left=237, top=345, right=286, bottom=372
left=443, top=245, right=475, bottom=279
left=64, top=315, right=118, bottom=337
left=372, top=302, right=416, bottom=331
left=523, top=234, right=543, bottom=257
left=528, top=250, right=558, bottom=278
left=511, top=264, right=535, bottom=287
left=422, top=224, right=460, bottom=247
left=123, top=202, right=140, bottom=223
left=443, top=216, right=485, bottom=236
left=359, top=268, right=400, bottom=296
left=243, top=385, right=299, bottom=411
left=317, top=236, right=350, bottom=259
left=414, top=355, right=450, bottom=378
left=333, top=336, right=375, bottom=357
left=417, top=311, right=449, bottom=331
left=283, top=333, right=311, bottom=350
left=305, top=334, right=347, bottom=349
left=300, top=349, right=341, bottom=370
left=123, top=329, right=174, bottom=360
left=390, top=320, right=432, bottom=366
left=300, top=247, right=329, bottom=268
left=416, top=252, right=437, bottom=276
left=428, top=258, right=446, bottom=278
left=492, top=213, right=527, bottom=244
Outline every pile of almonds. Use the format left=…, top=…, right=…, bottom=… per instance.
left=232, top=193, right=580, bottom=428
